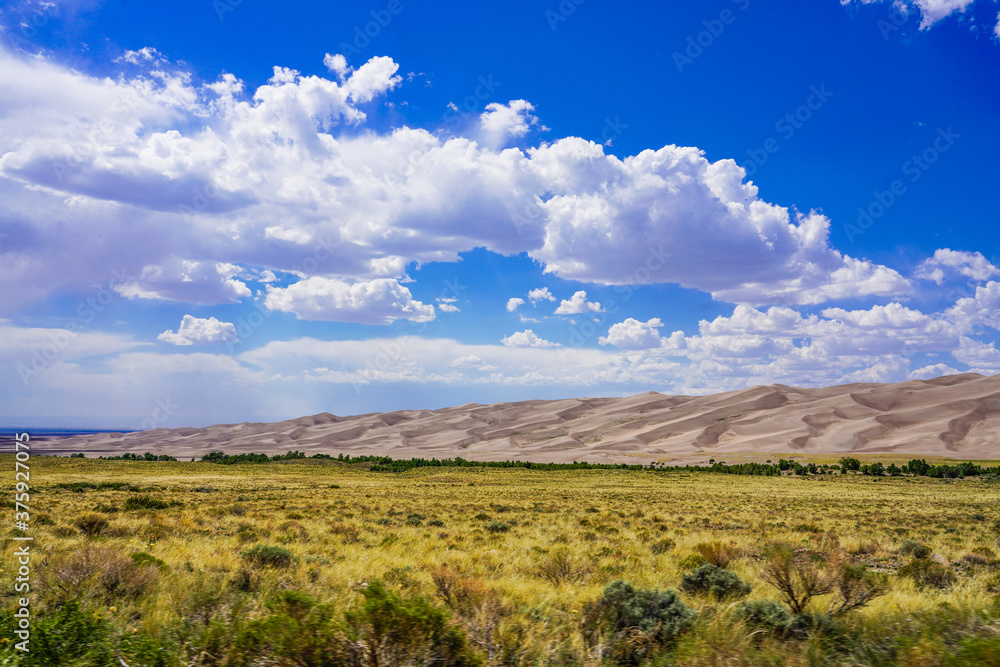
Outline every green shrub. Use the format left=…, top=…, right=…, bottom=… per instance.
left=342, top=581, right=483, bottom=666
left=123, top=494, right=179, bottom=511
left=583, top=579, right=696, bottom=665
left=899, top=540, right=932, bottom=559
left=651, top=538, right=675, bottom=555
left=1, top=600, right=114, bottom=665
left=679, top=563, right=752, bottom=601
left=243, top=544, right=296, bottom=568
left=130, top=551, right=168, bottom=572
left=734, top=599, right=793, bottom=637
left=485, top=521, right=510, bottom=534
left=898, top=559, right=955, bottom=589
left=74, top=513, right=109, bottom=536
left=428, top=519, right=446, bottom=527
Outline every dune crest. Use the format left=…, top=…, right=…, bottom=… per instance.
left=43, top=373, right=1000, bottom=463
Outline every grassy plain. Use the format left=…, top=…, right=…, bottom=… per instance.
left=2, top=455, right=1000, bottom=665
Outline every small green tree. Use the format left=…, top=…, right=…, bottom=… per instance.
left=839, top=457, right=861, bottom=472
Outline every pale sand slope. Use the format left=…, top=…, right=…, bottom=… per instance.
left=39, top=373, right=1000, bottom=464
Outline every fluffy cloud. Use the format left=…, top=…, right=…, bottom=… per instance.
left=554, top=290, right=602, bottom=315
left=952, top=336, right=1000, bottom=369
left=946, top=281, right=1000, bottom=331
left=911, top=0, right=976, bottom=27
left=501, top=329, right=558, bottom=348
left=527, top=288, right=556, bottom=304
left=915, top=248, right=999, bottom=284
left=530, top=146, right=909, bottom=304
left=263, top=277, right=435, bottom=324
left=116, top=260, right=251, bottom=304
left=600, top=318, right=665, bottom=350
left=479, top=99, right=540, bottom=147
left=842, top=0, right=977, bottom=28
left=506, top=297, right=525, bottom=312
left=158, top=315, right=238, bottom=346
left=0, top=49, right=912, bottom=314
left=909, top=362, right=962, bottom=379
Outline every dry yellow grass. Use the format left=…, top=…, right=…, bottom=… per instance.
left=2, top=454, right=999, bottom=665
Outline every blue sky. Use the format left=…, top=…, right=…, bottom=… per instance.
left=1, top=0, right=999, bottom=429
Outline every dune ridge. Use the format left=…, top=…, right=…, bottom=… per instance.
left=40, top=373, right=1000, bottom=463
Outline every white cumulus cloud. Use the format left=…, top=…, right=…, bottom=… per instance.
left=600, top=318, right=665, bottom=350
left=554, top=290, right=603, bottom=315
left=527, top=288, right=556, bottom=304
left=501, top=329, right=559, bottom=348
left=158, top=315, right=238, bottom=345
left=264, top=277, right=435, bottom=324
left=915, top=248, right=999, bottom=284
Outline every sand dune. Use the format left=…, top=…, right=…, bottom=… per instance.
left=38, top=373, right=1000, bottom=463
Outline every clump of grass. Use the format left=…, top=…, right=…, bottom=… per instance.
left=123, top=495, right=180, bottom=511
left=899, top=539, right=932, bottom=559
left=693, top=541, right=739, bottom=568
left=74, top=513, right=110, bottom=537
left=898, top=558, right=956, bottom=589
left=484, top=521, right=510, bottom=534
left=534, top=548, right=589, bottom=585
left=242, top=544, right=296, bottom=568
left=651, top=538, right=676, bottom=555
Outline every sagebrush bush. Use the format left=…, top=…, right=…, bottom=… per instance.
left=484, top=521, right=510, bottom=534
left=343, top=581, right=483, bottom=666
left=242, top=544, right=296, bottom=568
left=899, top=539, right=932, bottom=559
left=898, top=558, right=956, bottom=589
left=679, top=563, right=751, bottom=601
left=734, top=599, right=793, bottom=637
left=583, top=579, right=696, bottom=665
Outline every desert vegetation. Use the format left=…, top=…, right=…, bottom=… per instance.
left=2, top=454, right=1000, bottom=665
